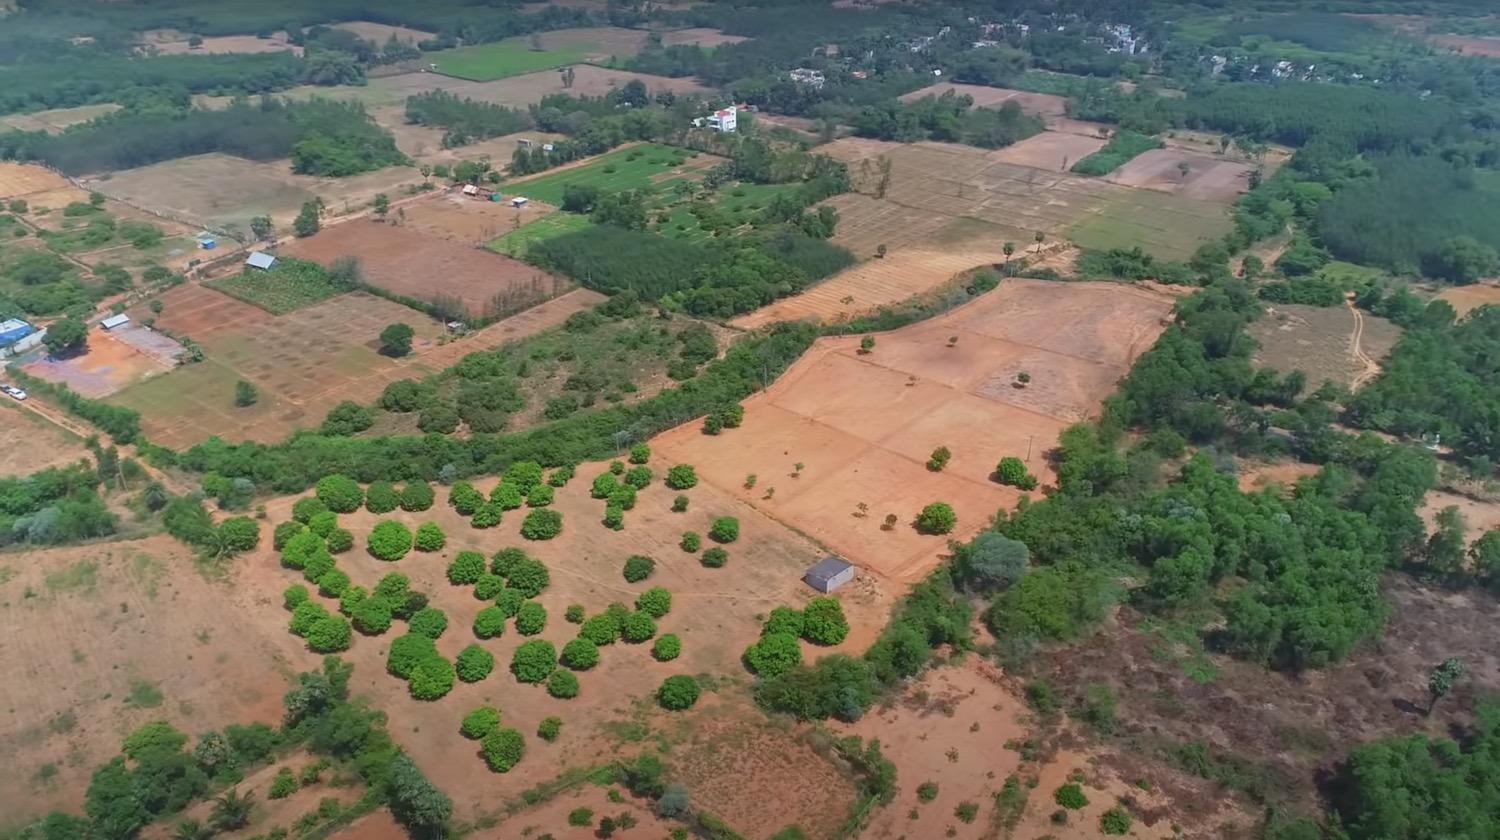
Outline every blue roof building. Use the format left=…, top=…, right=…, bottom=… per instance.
left=0, top=318, right=36, bottom=348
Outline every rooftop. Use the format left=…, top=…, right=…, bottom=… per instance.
left=246, top=251, right=277, bottom=270
left=805, top=556, right=854, bottom=584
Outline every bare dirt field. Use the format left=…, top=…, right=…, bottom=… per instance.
left=0, top=401, right=85, bottom=475
left=661, top=27, right=749, bottom=47
left=277, top=216, right=568, bottom=319
left=474, top=783, right=675, bottom=839
left=0, top=537, right=291, bottom=827
left=899, top=83, right=1070, bottom=119
left=21, top=327, right=176, bottom=398
left=333, top=20, right=435, bottom=43
left=1437, top=281, right=1500, bottom=317
left=145, top=33, right=301, bottom=56
left=988, top=130, right=1109, bottom=172
left=1430, top=33, right=1500, bottom=56
left=670, top=279, right=1175, bottom=584
left=448, top=64, right=716, bottom=110
left=0, top=162, right=71, bottom=201
left=0, top=104, right=120, bottom=134
left=1250, top=303, right=1402, bottom=394
left=1422, top=489, right=1500, bottom=536
left=1106, top=148, right=1256, bottom=203
left=396, top=190, right=559, bottom=243
left=1236, top=459, right=1321, bottom=494
left=231, top=463, right=887, bottom=827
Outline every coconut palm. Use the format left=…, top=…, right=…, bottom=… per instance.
left=209, top=788, right=255, bottom=831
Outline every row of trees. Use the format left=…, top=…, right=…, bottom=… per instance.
left=853, top=95, right=1045, bottom=149
left=403, top=90, right=531, bottom=149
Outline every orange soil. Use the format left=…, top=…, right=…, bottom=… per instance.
left=0, top=162, right=70, bottom=200
left=1437, top=282, right=1500, bottom=317
left=1106, top=148, right=1256, bottom=203
left=989, top=131, right=1110, bottom=172
left=21, top=327, right=175, bottom=398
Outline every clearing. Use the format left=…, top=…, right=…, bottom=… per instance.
left=504, top=143, right=722, bottom=206
left=277, top=216, right=570, bottom=320
left=1250, top=303, right=1402, bottom=394
left=0, top=537, right=289, bottom=827
left=1105, top=148, right=1256, bottom=203
left=0, top=400, right=85, bottom=475
left=660, top=278, right=1176, bottom=583
left=0, top=104, right=120, bottom=134
left=1437, top=281, right=1500, bottom=318
left=899, top=83, right=1071, bottom=121
left=988, top=130, right=1110, bottom=173
left=141, top=32, right=301, bottom=56
left=20, top=326, right=179, bottom=398
left=332, top=21, right=435, bottom=44
left=396, top=189, right=558, bottom=244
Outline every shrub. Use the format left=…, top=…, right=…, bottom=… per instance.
left=580, top=614, right=620, bottom=646
left=365, top=481, right=400, bottom=513
left=367, top=520, right=413, bottom=561
left=609, top=484, right=637, bottom=510
left=474, top=606, right=507, bottom=639
left=1100, top=807, right=1132, bottom=835
left=387, top=633, right=437, bottom=678
left=624, top=466, right=653, bottom=489
left=547, top=669, right=580, bottom=699
left=375, top=572, right=410, bottom=599
left=701, top=547, right=728, bottom=568
left=399, top=480, right=435, bottom=512
left=409, top=655, right=456, bottom=700
left=569, top=807, right=594, bottom=827
left=565, top=604, right=586, bottom=623
left=802, top=598, right=850, bottom=645
left=394, top=591, right=428, bottom=621
left=283, top=584, right=310, bottom=610
left=629, top=443, right=651, bottom=464
left=657, top=676, right=700, bottom=710
left=460, top=706, right=500, bottom=740
left=352, top=597, right=393, bottom=635
left=481, top=728, right=524, bottom=772
left=409, top=607, right=448, bottom=639
left=491, top=547, right=528, bottom=576
left=538, top=716, right=561, bottom=742
left=474, top=574, right=505, bottom=600
left=325, top=528, right=353, bottom=553
left=653, top=634, right=682, bottom=661
left=448, top=551, right=487, bottom=585
left=317, top=568, right=351, bottom=597
left=916, top=782, right=939, bottom=803
left=308, top=510, right=338, bottom=538
left=315, top=475, right=363, bottom=513
left=623, top=555, right=655, bottom=583
left=414, top=522, right=445, bottom=552
left=956, top=801, right=979, bottom=823
left=609, top=460, right=625, bottom=475
left=562, top=638, right=600, bottom=670
left=527, top=484, right=554, bottom=507
left=292, top=496, right=327, bottom=524
left=672, top=494, right=689, bottom=512
left=494, top=588, right=527, bottom=618
left=709, top=517, right=739, bottom=543
left=273, top=521, right=305, bottom=550
left=506, top=558, right=551, bottom=597
left=591, top=473, right=619, bottom=500
left=269, top=767, right=298, bottom=799
left=621, top=612, right=657, bottom=643
left=471, top=502, right=502, bottom=529
left=303, top=552, right=334, bottom=584
left=339, top=586, right=368, bottom=615
left=515, top=602, right=547, bottom=635
left=290, top=601, right=329, bottom=636
left=604, top=504, right=625, bottom=530
left=510, top=639, right=557, bottom=683
left=666, top=465, right=697, bottom=489
left=995, top=456, right=1039, bottom=490
left=281, top=531, right=324, bottom=569
left=636, top=587, right=672, bottom=617
left=455, top=644, right=495, bottom=682
left=491, top=482, right=524, bottom=511
left=680, top=531, right=701, bottom=552
left=449, top=481, right=484, bottom=515
left=547, top=466, right=574, bottom=487
left=306, top=615, right=352, bottom=653
left=1054, top=783, right=1088, bottom=810
left=915, top=502, right=957, bottom=535
left=745, top=632, right=803, bottom=677
left=520, top=509, right=563, bottom=540
left=764, top=607, right=804, bottom=637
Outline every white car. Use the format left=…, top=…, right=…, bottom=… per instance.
left=1, top=384, right=26, bottom=400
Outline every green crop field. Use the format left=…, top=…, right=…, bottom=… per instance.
left=427, top=40, right=589, bottom=81
left=505, top=144, right=704, bottom=205
left=1069, top=191, right=1233, bottom=261
left=487, top=211, right=594, bottom=259
left=205, top=260, right=347, bottom=314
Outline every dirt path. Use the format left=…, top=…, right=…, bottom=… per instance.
left=14, top=393, right=195, bottom=494
left=1346, top=294, right=1381, bottom=390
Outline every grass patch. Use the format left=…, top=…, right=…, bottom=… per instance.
left=1071, top=130, right=1164, bottom=176
left=1068, top=190, right=1232, bottom=261
left=428, top=40, right=589, bottom=81
left=205, top=257, right=347, bottom=314
left=487, top=211, right=594, bottom=259
left=124, top=679, right=164, bottom=709
left=506, top=144, right=696, bottom=206
left=44, top=560, right=97, bottom=594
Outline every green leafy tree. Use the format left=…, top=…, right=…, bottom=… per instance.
left=42, top=317, right=88, bottom=356
left=621, top=612, right=657, bottom=643
left=400, top=481, right=435, bottom=511
left=491, top=482, right=524, bottom=510
left=511, top=639, right=557, bottom=683
left=1054, top=783, right=1088, bottom=809
left=995, top=456, right=1038, bottom=490
left=409, top=655, right=456, bottom=700
left=562, top=637, right=600, bottom=670
left=1428, top=657, right=1466, bottom=714
left=473, top=606, right=507, bottom=639
left=447, top=550, right=487, bottom=584
left=916, top=502, right=957, bottom=535
left=461, top=706, right=500, bottom=739
left=636, top=587, right=672, bottom=617
left=745, top=632, right=802, bottom=677
left=352, top=596, right=393, bottom=635
left=268, top=767, right=298, bottom=799
left=521, top=509, right=563, bottom=540
left=387, top=633, right=436, bottom=678
left=548, top=669, right=580, bottom=698
left=293, top=200, right=320, bottom=237
left=657, top=675, right=701, bottom=710
left=802, top=597, right=850, bottom=645
left=315, top=475, right=364, bottom=513
left=701, top=547, right=728, bottom=568
left=672, top=495, right=690, bottom=512
left=623, top=554, right=655, bottom=582
left=367, top=520, right=413, bottom=561
left=629, top=443, right=651, bottom=464
left=666, top=465, right=698, bottom=490
left=625, top=466, right=653, bottom=489
left=364, top=481, right=400, bottom=513
left=410, top=607, right=448, bottom=639
left=580, top=614, right=620, bottom=646
left=413, top=522, right=445, bottom=552
left=538, top=716, right=562, bottom=742
left=709, top=517, right=739, bottom=543
left=653, top=634, right=681, bottom=661
left=481, top=728, right=524, bottom=772
left=471, top=502, right=502, bottom=529
left=449, top=481, right=484, bottom=515
left=306, top=615, right=352, bottom=652
left=953, top=532, right=1030, bottom=592
left=506, top=558, right=551, bottom=597
left=1100, top=807, right=1132, bottom=835
left=516, top=601, right=547, bottom=635
left=456, top=644, right=495, bottom=682
left=234, top=380, right=258, bottom=408
left=681, top=531, right=701, bottom=552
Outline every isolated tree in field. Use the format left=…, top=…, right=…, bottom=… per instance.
left=234, top=379, right=258, bottom=407
left=709, top=516, right=739, bottom=543
left=461, top=706, right=501, bottom=740
left=367, top=520, right=413, bottom=561
left=653, top=634, right=681, bottom=662
left=474, top=573, right=505, bottom=600
left=1003, top=241, right=1015, bottom=264
left=249, top=215, right=274, bottom=241
left=293, top=200, right=321, bottom=237
left=1033, top=230, right=1045, bottom=253
left=657, top=675, right=700, bottom=710
left=43, top=316, right=87, bottom=356
left=623, top=555, right=655, bottom=583
left=672, top=494, right=690, bottom=512
left=995, top=456, right=1038, bottom=490
left=481, top=727, right=524, bottom=772
left=320, top=400, right=374, bottom=436
left=629, top=442, right=651, bottom=464
left=315, top=474, right=363, bottom=513
left=373, top=193, right=390, bottom=219
left=380, top=323, right=414, bottom=357
left=1177, top=160, right=1191, bottom=181
left=1428, top=657, right=1466, bottom=714
left=666, top=465, right=698, bottom=490
left=927, top=446, right=951, bottom=472
left=916, top=502, right=957, bottom=535
left=548, top=668, right=580, bottom=698
left=859, top=335, right=875, bottom=354
left=701, top=547, right=728, bottom=568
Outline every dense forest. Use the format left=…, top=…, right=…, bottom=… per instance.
left=853, top=94, right=1045, bottom=148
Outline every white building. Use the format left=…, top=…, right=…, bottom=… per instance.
left=693, top=107, right=738, bottom=133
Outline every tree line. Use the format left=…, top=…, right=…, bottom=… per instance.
left=853, top=94, right=1046, bottom=149
left=403, top=90, right=531, bottom=149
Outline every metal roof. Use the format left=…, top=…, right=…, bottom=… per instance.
left=805, top=557, right=854, bottom=584
left=100, top=314, right=131, bottom=329
left=246, top=251, right=277, bottom=269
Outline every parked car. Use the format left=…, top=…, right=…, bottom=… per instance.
left=1, top=384, right=27, bottom=400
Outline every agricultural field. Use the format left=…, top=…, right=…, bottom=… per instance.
left=137, top=29, right=301, bottom=55
left=19, top=326, right=179, bottom=398
left=1436, top=281, right=1500, bottom=317
left=278, top=217, right=570, bottom=320
left=397, top=189, right=558, bottom=244
left=332, top=20, right=434, bottom=44
left=662, top=278, right=1176, bottom=584
left=0, top=537, right=290, bottom=826
left=1105, top=147, right=1256, bottom=203
left=428, top=41, right=589, bottom=82
left=207, top=261, right=351, bottom=315
left=1250, top=302, right=1402, bottom=393
left=0, top=103, right=120, bottom=134
left=0, top=400, right=85, bottom=475
left=504, top=143, right=721, bottom=206
left=486, top=210, right=594, bottom=259
left=898, top=83, right=1071, bottom=121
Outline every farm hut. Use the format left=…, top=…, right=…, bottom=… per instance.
left=804, top=557, right=855, bottom=593
left=100, top=313, right=131, bottom=331
left=246, top=251, right=277, bottom=270
left=461, top=184, right=479, bottom=196
left=0, top=318, right=35, bottom=349
left=510, top=197, right=530, bottom=208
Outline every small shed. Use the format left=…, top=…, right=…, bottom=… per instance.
left=461, top=184, right=479, bottom=196
left=510, top=197, right=530, bottom=208
left=246, top=251, right=277, bottom=271
left=0, top=318, right=35, bottom=348
left=100, top=313, right=131, bottom=331
left=804, top=557, right=855, bottom=593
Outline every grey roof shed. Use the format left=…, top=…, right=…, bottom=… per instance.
left=804, top=557, right=855, bottom=593
left=246, top=251, right=277, bottom=270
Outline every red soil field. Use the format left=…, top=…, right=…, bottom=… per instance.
left=1105, top=148, right=1256, bottom=203
left=660, top=279, right=1176, bottom=584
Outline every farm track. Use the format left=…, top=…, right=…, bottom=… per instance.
left=1347, top=295, right=1381, bottom=390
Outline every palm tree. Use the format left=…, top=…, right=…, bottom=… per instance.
left=210, top=789, right=255, bottom=832
left=173, top=819, right=215, bottom=840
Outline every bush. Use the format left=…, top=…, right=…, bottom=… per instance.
left=624, top=466, right=653, bottom=489
left=414, top=522, right=445, bottom=552
left=218, top=517, right=261, bottom=552
left=460, top=706, right=500, bottom=740
left=273, top=521, right=305, bottom=551
left=455, top=644, right=495, bottom=682
left=506, top=558, right=551, bottom=597
left=538, top=716, right=562, bottom=742
left=315, top=475, right=363, bottom=513
left=629, top=443, right=651, bottom=464
left=447, top=550, right=487, bottom=585
left=657, top=675, right=700, bottom=710
left=623, top=555, right=655, bottom=583
left=1054, top=783, right=1088, bottom=810
left=474, top=574, right=505, bottom=600
left=283, top=584, right=310, bottom=610
left=387, top=633, right=437, bottom=678
left=473, top=606, right=507, bottom=639
left=678, top=532, right=703, bottom=556
left=562, top=637, right=600, bottom=670
left=516, top=601, right=547, bottom=635
left=367, top=520, right=413, bottom=561
left=491, top=482, right=524, bottom=511
left=995, top=456, right=1039, bottom=490
left=365, top=481, right=400, bottom=513
left=339, top=586, right=368, bottom=616
left=449, top=481, right=483, bottom=515
left=621, top=612, right=657, bottom=643
left=569, top=808, right=594, bottom=827
left=375, top=572, right=410, bottom=599
left=916, top=782, right=939, bottom=803
left=290, top=601, right=329, bottom=636
left=471, top=502, right=502, bottom=529
left=591, top=472, right=619, bottom=500
left=666, top=465, right=697, bottom=490
left=636, top=587, right=672, bottom=618
left=491, top=547, right=528, bottom=577
left=709, top=517, right=739, bottom=543
left=352, top=596, right=393, bottom=635
left=653, top=634, right=682, bottom=661
left=399, top=480, right=435, bottom=512
left=764, top=606, right=804, bottom=637
left=306, top=615, right=352, bottom=653
left=915, top=502, right=957, bottom=535
left=609, top=484, right=637, bottom=511
left=547, top=669, right=580, bottom=699
left=745, top=632, right=803, bottom=678
left=801, top=597, right=850, bottom=645
left=325, top=527, right=353, bottom=553
left=672, top=494, right=689, bottom=512
left=565, top=604, right=586, bottom=623
left=308, top=510, right=338, bottom=538
left=317, top=568, right=351, bottom=597
left=520, top=509, right=563, bottom=540
left=481, top=728, right=524, bottom=772
left=1100, top=807, right=1132, bottom=835
left=269, top=767, right=298, bottom=799
left=511, top=639, right=557, bottom=683
left=580, top=614, right=620, bottom=646
left=604, top=504, right=625, bottom=530
left=701, top=547, right=728, bottom=568
left=547, top=466, right=574, bottom=487
left=494, top=588, right=527, bottom=618
left=303, top=552, right=334, bottom=584
left=409, top=655, right=456, bottom=701
left=409, top=607, right=448, bottom=639
left=293, top=496, right=328, bottom=524
left=527, top=484, right=554, bottom=507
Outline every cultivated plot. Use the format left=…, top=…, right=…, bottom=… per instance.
left=899, top=83, right=1071, bottom=120
left=1437, top=281, right=1500, bottom=318
left=399, top=189, right=558, bottom=244
left=1250, top=303, right=1402, bottom=393
left=0, top=401, right=85, bottom=475
left=665, top=278, right=1176, bottom=583
left=0, top=103, right=120, bottom=134
left=505, top=144, right=721, bottom=206
left=1105, top=147, right=1255, bottom=203
left=20, top=327, right=177, bottom=398
left=332, top=20, right=435, bottom=43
